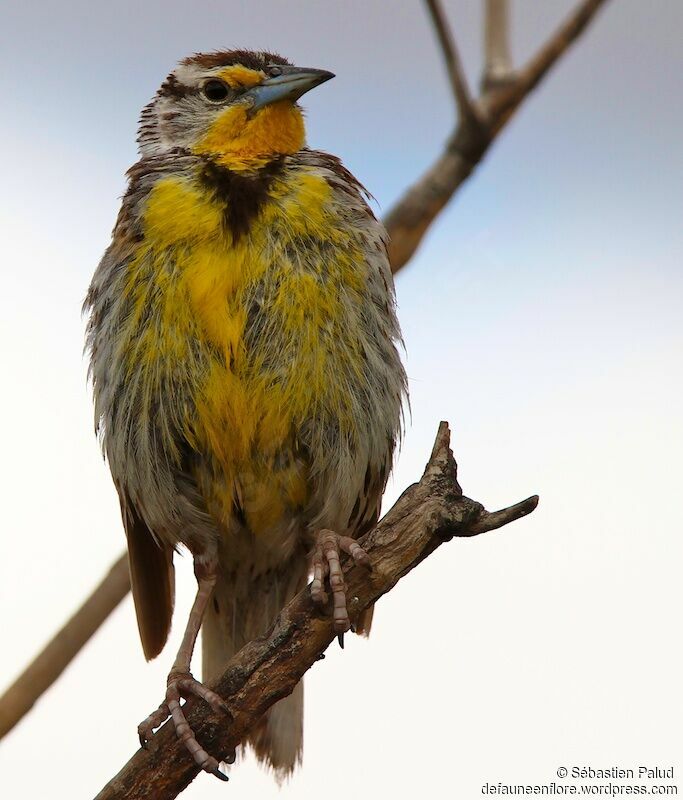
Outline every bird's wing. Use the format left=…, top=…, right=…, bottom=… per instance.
left=119, top=489, right=175, bottom=660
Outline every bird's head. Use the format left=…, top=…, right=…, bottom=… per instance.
left=138, top=50, right=334, bottom=170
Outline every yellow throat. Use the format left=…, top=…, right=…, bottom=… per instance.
left=193, top=101, right=305, bottom=172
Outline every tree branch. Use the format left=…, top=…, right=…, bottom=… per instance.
left=482, top=0, right=514, bottom=91
left=386, top=0, right=611, bottom=273
left=94, top=422, right=538, bottom=800
left=483, top=0, right=610, bottom=128
left=424, top=0, right=477, bottom=120
left=0, top=554, right=130, bottom=739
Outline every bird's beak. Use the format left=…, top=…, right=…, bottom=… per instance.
left=247, top=66, right=335, bottom=111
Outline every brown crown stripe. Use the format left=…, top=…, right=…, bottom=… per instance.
left=181, top=49, right=291, bottom=71
left=198, top=157, right=286, bottom=241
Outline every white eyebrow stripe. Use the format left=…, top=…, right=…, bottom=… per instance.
left=171, top=63, right=208, bottom=86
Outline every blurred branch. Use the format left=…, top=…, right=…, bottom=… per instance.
left=385, top=0, right=611, bottom=272
left=482, top=0, right=514, bottom=91
left=0, top=0, right=608, bottom=743
left=484, top=0, right=610, bottom=129
left=424, top=0, right=478, bottom=120
left=93, top=423, right=538, bottom=799
left=0, top=554, right=130, bottom=739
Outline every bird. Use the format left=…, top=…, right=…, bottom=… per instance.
left=84, top=48, right=406, bottom=781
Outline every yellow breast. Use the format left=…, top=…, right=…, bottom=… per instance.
left=122, top=166, right=369, bottom=529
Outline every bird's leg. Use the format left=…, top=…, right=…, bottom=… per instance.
left=310, top=529, right=371, bottom=636
left=138, top=554, right=230, bottom=782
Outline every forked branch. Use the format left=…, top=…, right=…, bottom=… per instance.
left=484, top=0, right=609, bottom=126
left=94, top=423, right=538, bottom=800
left=386, top=0, right=611, bottom=271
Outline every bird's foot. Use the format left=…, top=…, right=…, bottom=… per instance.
left=310, top=529, right=371, bottom=635
left=137, top=671, right=231, bottom=782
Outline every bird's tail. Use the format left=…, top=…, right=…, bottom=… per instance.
left=201, top=557, right=308, bottom=778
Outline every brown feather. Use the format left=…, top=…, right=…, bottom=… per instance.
left=119, top=491, right=175, bottom=660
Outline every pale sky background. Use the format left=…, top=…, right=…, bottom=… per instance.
left=1, top=1, right=681, bottom=798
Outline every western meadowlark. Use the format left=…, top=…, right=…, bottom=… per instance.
left=84, top=49, right=406, bottom=780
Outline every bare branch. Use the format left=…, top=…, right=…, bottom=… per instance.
left=482, top=0, right=514, bottom=91
left=484, top=0, right=610, bottom=127
left=468, top=495, right=539, bottom=534
left=93, top=422, right=537, bottom=800
left=0, top=554, right=130, bottom=739
left=384, top=141, right=478, bottom=271
left=424, top=0, right=477, bottom=119
left=520, top=0, right=607, bottom=89
left=386, top=0, right=610, bottom=273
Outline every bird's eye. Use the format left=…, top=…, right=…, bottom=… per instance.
left=267, top=65, right=283, bottom=77
left=202, top=80, right=229, bottom=102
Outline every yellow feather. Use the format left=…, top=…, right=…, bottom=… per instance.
left=193, top=102, right=305, bottom=171
left=122, top=164, right=371, bottom=528
left=216, top=65, right=265, bottom=89
left=142, top=178, right=223, bottom=245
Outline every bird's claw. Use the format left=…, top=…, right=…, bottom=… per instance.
left=138, top=701, right=171, bottom=749
left=137, top=672, right=231, bottom=781
left=210, top=766, right=229, bottom=782
left=310, top=529, right=371, bottom=635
